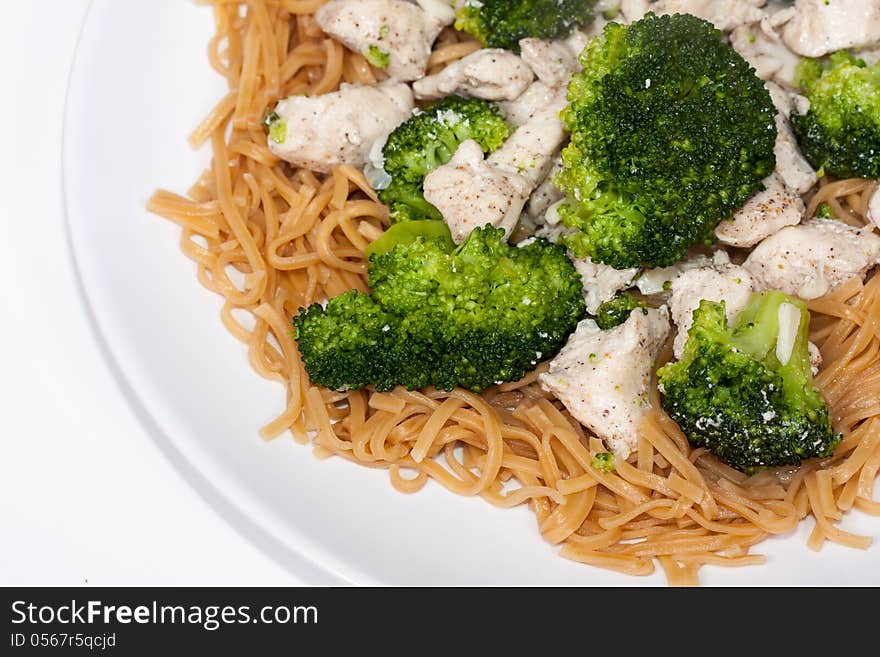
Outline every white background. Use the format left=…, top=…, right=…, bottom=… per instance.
left=0, top=0, right=305, bottom=586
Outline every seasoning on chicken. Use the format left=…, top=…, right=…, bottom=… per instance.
left=782, top=0, right=880, bottom=58
left=730, top=14, right=803, bottom=88
left=315, top=0, right=447, bottom=81
left=662, top=0, right=767, bottom=32
left=540, top=307, right=671, bottom=458
left=518, top=38, right=579, bottom=87
left=715, top=173, right=804, bottom=248
left=426, top=86, right=568, bottom=241
left=744, top=219, right=880, bottom=299
left=487, top=86, right=568, bottom=188
left=266, top=83, right=413, bottom=172
left=412, top=49, right=534, bottom=101
left=573, top=256, right=640, bottom=315
left=423, top=139, right=531, bottom=242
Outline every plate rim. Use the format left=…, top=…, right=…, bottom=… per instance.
left=61, top=0, right=351, bottom=587
left=59, top=0, right=880, bottom=587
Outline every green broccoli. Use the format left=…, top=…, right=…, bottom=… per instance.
left=657, top=291, right=839, bottom=471
left=556, top=14, right=777, bottom=270
left=792, top=51, right=880, bottom=179
left=363, top=45, right=390, bottom=69
left=294, top=222, right=586, bottom=392
left=815, top=202, right=834, bottom=219
left=261, top=111, right=286, bottom=144
left=454, top=0, right=597, bottom=52
left=594, top=292, right=649, bottom=330
left=378, top=96, right=512, bottom=222
left=591, top=452, right=616, bottom=473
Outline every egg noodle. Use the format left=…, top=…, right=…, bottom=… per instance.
left=147, top=0, right=880, bottom=585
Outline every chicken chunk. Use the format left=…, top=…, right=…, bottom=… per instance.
left=765, top=81, right=795, bottom=119
left=669, top=264, right=757, bottom=357
left=635, top=251, right=731, bottom=295
left=427, top=86, right=567, bottom=242
left=268, top=83, right=414, bottom=172
left=518, top=38, right=578, bottom=88
left=744, top=219, right=880, bottom=299
left=869, top=185, right=880, bottom=229
left=573, top=256, right=640, bottom=314
left=731, top=17, right=802, bottom=88
left=525, top=154, right=564, bottom=220
left=763, top=82, right=818, bottom=194
left=808, top=342, right=823, bottom=376
left=315, top=0, right=443, bottom=82
left=423, top=140, right=530, bottom=243
left=859, top=46, right=880, bottom=66
left=662, top=0, right=767, bottom=31
left=715, top=173, right=804, bottom=248
left=414, top=0, right=456, bottom=27
left=774, top=114, right=818, bottom=195
left=499, top=81, right=560, bottom=127
left=619, top=0, right=654, bottom=23
left=540, top=307, right=672, bottom=458
left=412, top=49, right=534, bottom=101
left=783, top=0, right=880, bottom=57
left=488, top=86, right=568, bottom=188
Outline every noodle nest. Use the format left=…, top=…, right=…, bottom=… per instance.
left=148, top=1, right=880, bottom=585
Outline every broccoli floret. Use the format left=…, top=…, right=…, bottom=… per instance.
left=657, top=291, right=839, bottom=471
left=261, top=111, right=286, bottom=144
left=294, top=222, right=586, bottom=393
left=591, top=452, right=616, bottom=473
left=363, top=45, right=390, bottom=69
left=815, top=202, right=834, bottom=219
left=792, top=51, right=880, bottom=179
left=378, top=179, right=443, bottom=222
left=378, top=96, right=512, bottom=222
left=594, top=292, right=649, bottom=330
left=556, top=14, right=777, bottom=270
left=454, top=0, right=597, bottom=52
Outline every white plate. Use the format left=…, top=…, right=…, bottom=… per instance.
left=64, top=0, right=880, bottom=585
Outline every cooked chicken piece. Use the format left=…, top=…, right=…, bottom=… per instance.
left=783, top=0, right=880, bottom=57
left=869, top=185, right=880, bottom=229
left=774, top=114, right=818, bottom=195
left=268, top=83, right=413, bottom=172
left=573, top=256, right=640, bottom=314
left=858, top=46, right=880, bottom=66
left=731, top=17, right=802, bottom=88
left=518, top=38, right=579, bottom=87
left=540, top=307, right=671, bottom=458
left=635, top=251, right=731, bottom=295
left=669, top=264, right=757, bottom=357
left=315, top=0, right=443, bottom=82
left=791, top=94, right=811, bottom=117
left=428, top=86, right=567, bottom=242
left=715, top=173, right=804, bottom=248
left=662, top=0, right=767, bottom=31
left=530, top=200, right=570, bottom=243
left=595, top=0, right=623, bottom=19
left=566, top=23, right=600, bottom=52
left=423, top=140, right=530, bottom=243
left=808, top=342, right=823, bottom=376
left=499, top=81, right=560, bottom=127
left=744, top=219, right=880, bottom=299
left=765, top=81, right=795, bottom=118
left=620, top=0, right=654, bottom=23
left=414, top=0, right=456, bottom=27
left=412, top=49, right=534, bottom=101
left=525, top=154, right=564, bottom=220
left=488, top=87, right=568, bottom=188
left=760, top=82, right=819, bottom=194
